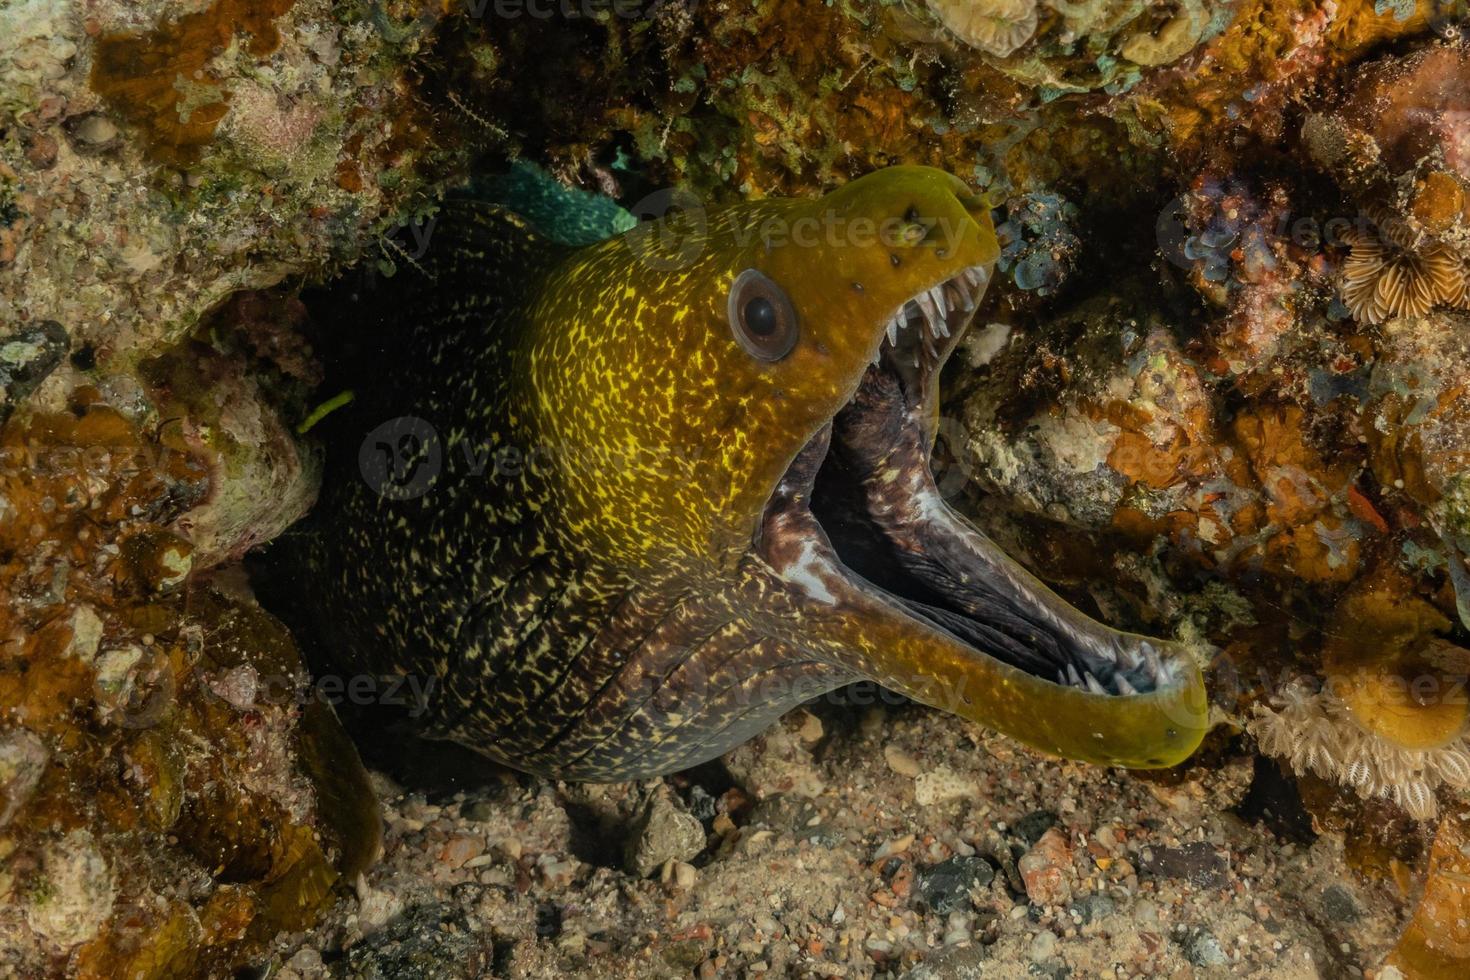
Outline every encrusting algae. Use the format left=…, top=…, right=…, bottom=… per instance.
left=0, top=326, right=377, bottom=975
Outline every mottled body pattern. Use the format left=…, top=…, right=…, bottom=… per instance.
left=299, top=206, right=859, bottom=778
left=287, top=169, right=1209, bottom=780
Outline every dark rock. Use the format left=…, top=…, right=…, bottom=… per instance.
left=901, top=942, right=988, bottom=979
left=1070, top=893, right=1116, bottom=924
left=1231, top=756, right=1317, bottom=845
left=1321, top=884, right=1360, bottom=923
left=660, top=937, right=709, bottom=971
left=916, top=856, right=996, bottom=914
left=337, top=904, right=494, bottom=980
left=1177, top=926, right=1228, bottom=967
left=0, top=321, right=68, bottom=423
left=460, top=799, right=497, bottom=823
left=1139, top=841, right=1229, bottom=889
left=534, top=903, right=562, bottom=939
left=458, top=785, right=511, bottom=823
left=1011, top=810, right=1058, bottom=846
left=686, top=784, right=718, bottom=822
left=748, top=795, right=843, bottom=847
left=623, top=785, right=706, bottom=876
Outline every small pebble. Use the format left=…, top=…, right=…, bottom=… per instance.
left=437, top=833, right=485, bottom=870
left=1182, top=928, right=1228, bottom=967
left=1019, top=828, right=1074, bottom=907
left=71, top=114, right=118, bottom=146
left=883, top=743, right=922, bottom=777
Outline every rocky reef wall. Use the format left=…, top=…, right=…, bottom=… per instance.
left=4, top=0, right=1470, bottom=976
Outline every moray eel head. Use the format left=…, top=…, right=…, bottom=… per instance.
left=534, top=167, right=1205, bottom=769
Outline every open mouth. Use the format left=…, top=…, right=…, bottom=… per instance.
left=757, top=264, right=1177, bottom=699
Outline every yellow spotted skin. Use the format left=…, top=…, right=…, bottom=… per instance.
left=288, top=167, right=1207, bottom=779
left=523, top=181, right=981, bottom=567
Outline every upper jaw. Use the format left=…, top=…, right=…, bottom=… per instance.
left=871, top=263, right=991, bottom=400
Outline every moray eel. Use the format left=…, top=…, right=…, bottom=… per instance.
left=282, top=166, right=1208, bottom=780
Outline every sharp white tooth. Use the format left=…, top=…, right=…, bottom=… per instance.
left=928, top=284, right=948, bottom=314
left=1084, top=672, right=1107, bottom=695
left=1115, top=675, right=1138, bottom=696
left=1142, top=641, right=1162, bottom=678
left=886, top=317, right=899, bottom=347
left=945, top=282, right=973, bottom=314
left=928, top=287, right=952, bottom=338
left=1117, top=646, right=1142, bottom=671
left=1065, top=664, right=1083, bottom=688
left=963, top=265, right=988, bottom=287
left=915, top=291, right=940, bottom=335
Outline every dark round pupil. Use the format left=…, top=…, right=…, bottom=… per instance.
left=743, top=296, right=778, bottom=336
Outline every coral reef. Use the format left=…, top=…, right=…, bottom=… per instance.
left=994, top=190, right=1083, bottom=299
left=927, top=0, right=1041, bottom=59
left=916, top=0, right=1229, bottom=94
left=1250, top=676, right=1470, bottom=820
left=0, top=0, right=468, bottom=369
left=1339, top=223, right=1468, bottom=324
left=0, top=0, right=464, bottom=972
left=0, top=394, right=378, bottom=976
left=937, top=30, right=1470, bottom=979
left=2, top=0, right=1469, bottom=975
left=1304, top=40, right=1470, bottom=325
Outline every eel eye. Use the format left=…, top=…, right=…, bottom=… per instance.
left=727, top=269, right=799, bottom=362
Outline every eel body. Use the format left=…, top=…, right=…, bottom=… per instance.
left=283, top=167, right=1208, bottom=780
